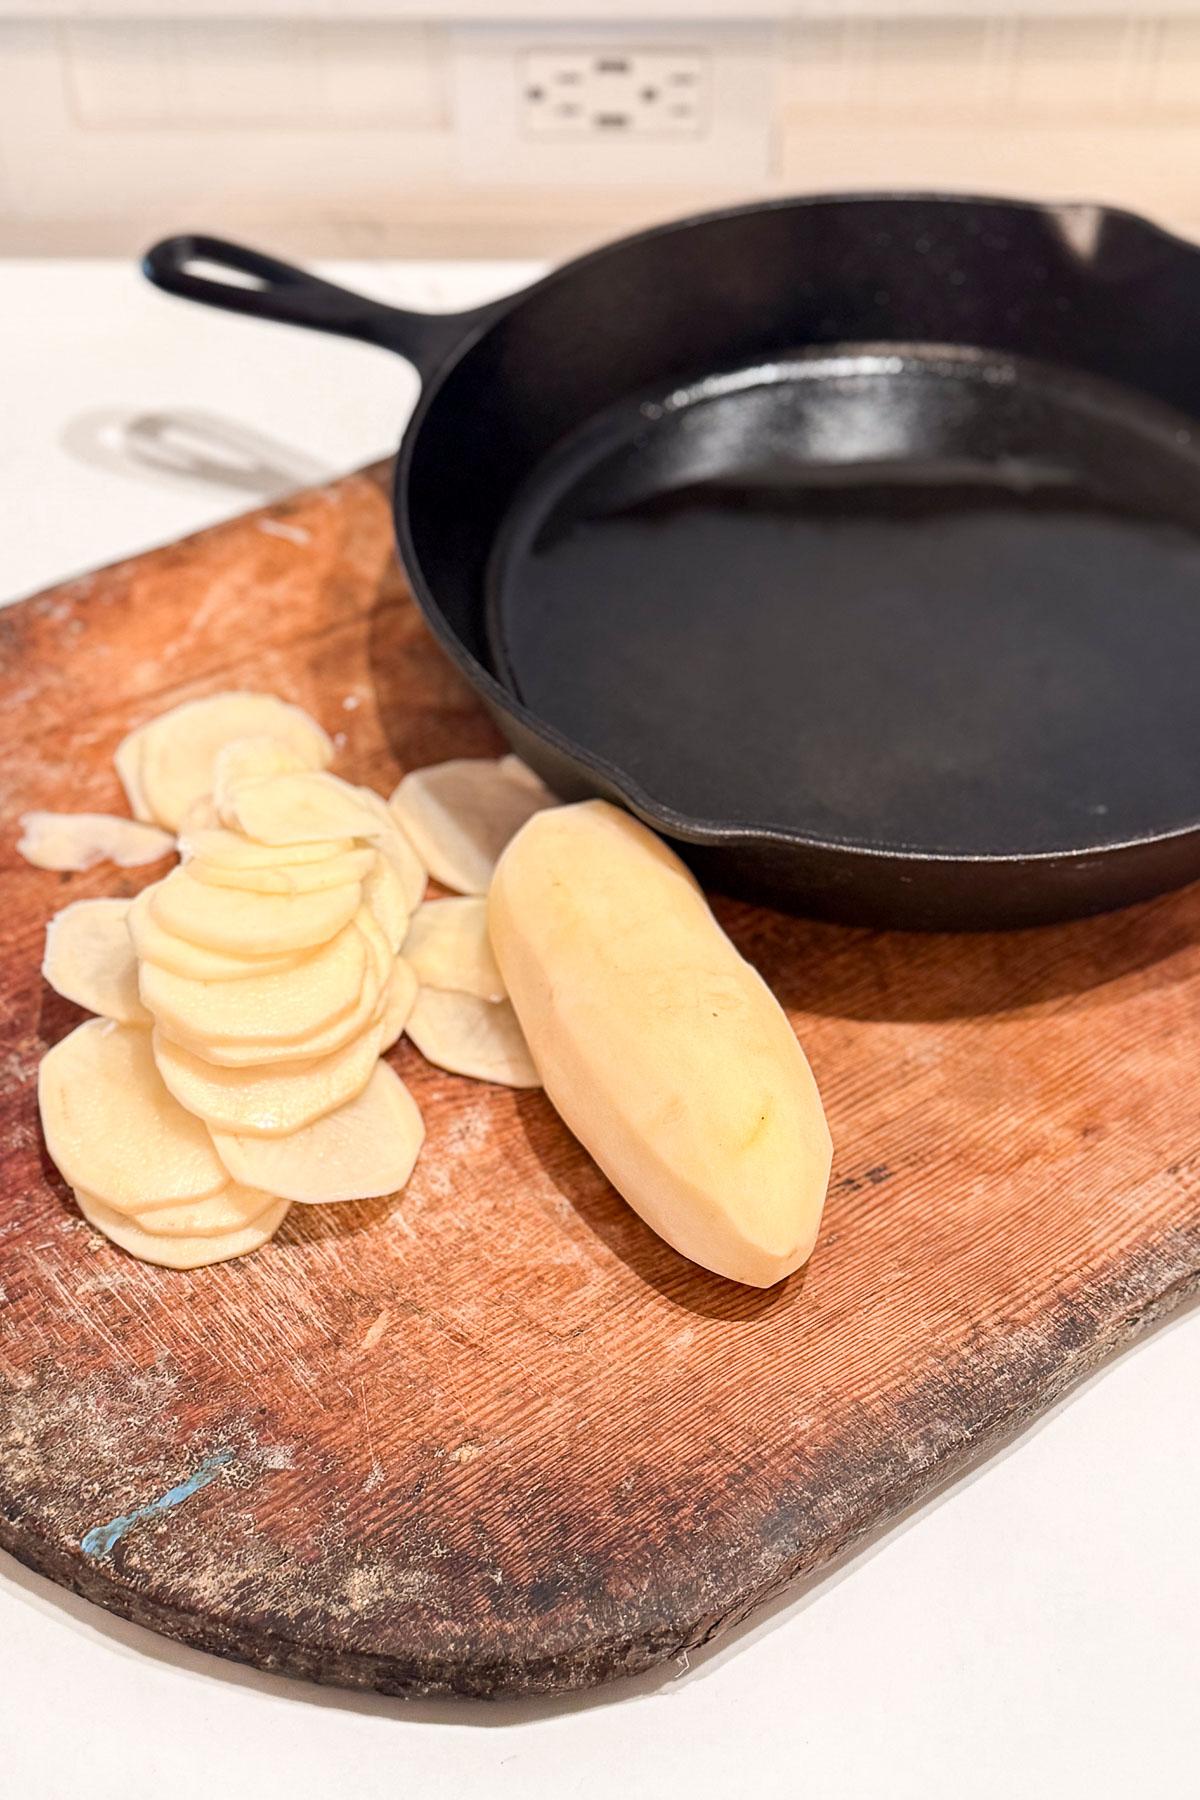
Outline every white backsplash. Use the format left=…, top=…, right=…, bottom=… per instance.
left=2, top=10, right=1199, bottom=257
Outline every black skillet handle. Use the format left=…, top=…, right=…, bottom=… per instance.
left=142, top=234, right=504, bottom=380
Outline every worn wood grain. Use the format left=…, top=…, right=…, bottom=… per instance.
left=1, top=468, right=1198, bottom=1699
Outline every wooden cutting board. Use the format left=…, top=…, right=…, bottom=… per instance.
left=2, top=467, right=1199, bottom=1700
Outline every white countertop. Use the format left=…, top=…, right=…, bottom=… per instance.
left=3, top=259, right=1198, bottom=1799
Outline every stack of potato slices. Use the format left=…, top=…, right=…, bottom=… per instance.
left=35, top=692, right=555, bottom=1267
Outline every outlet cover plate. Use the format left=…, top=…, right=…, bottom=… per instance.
left=451, top=24, right=774, bottom=185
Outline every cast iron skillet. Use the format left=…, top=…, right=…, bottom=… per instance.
left=144, top=193, right=1200, bottom=929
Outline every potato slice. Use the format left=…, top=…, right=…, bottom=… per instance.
left=499, top=753, right=550, bottom=793
left=388, top=758, right=556, bottom=894
left=39, top=1020, right=228, bottom=1211
left=118, top=691, right=332, bottom=831
left=168, top=914, right=388, bottom=1066
left=75, top=1187, right=289, bottom=1269
left=362, top=853, right=409, bottom=952
left=178, top=818, right=351, bottom=869
left=189, top=844, right=375, bottom=896
left=227, top=771, right=385, bottom=847
left=42, top=898, right=149, bottom=1025
left=352, top=900, right=394, bottom=989
left=489, top=801, right=833, bottom=1288
left=153, top=1022, right=385, bottom=1137
left=178, top=795, right=222, bottom=834
left=17, top=811, right=174, bottom=873
left=212, top=734, right=314, bottom=825
left=379, top=956, right=418, bottom=1051
left=139, top=921, right=367, bottom=1047
left=402, top=897, right=505, bottom=1002
left=150, top=866, right=362, bottom=955
left=127, top=1182, right=279, bottom=1237
left=212, top=1063, right=424, bottom=1204
left=114, top=733, right=154, bottom=823
left=349, top=786, right=426, bottom=907
left=128, top=885, right=305, bottom=981
left=406, top=989, right=540, bottom=1088
left=157, top=978, right=383, bottom=1068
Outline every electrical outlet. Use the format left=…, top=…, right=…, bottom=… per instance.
left=452, top=26, right=773, bottom=187
left=519, top=48, right=709, bottom=140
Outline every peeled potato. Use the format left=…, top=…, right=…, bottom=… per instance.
left=39, top=1020, right=228, bottom=1211
left=406, top=989, right=540, bottom=1088
left=139, top=921, right=367, bottom=1047
left=153, top=1021, right=385, bottom=1136
left=378, top=956, right=418, bottom=1052
left=17, top=811, right=174, bottom=873
left=150, top=866, right=362, bottom=955
left=43, top=898, right=149, bottom=1025
left=402, top=897, right=505, bottom=1002
left=227, top=771, right=385, bottom=847
left=489, top=801, right=833, bottom=1288
left=212, top=1062, right=424, bottom=1204
left=212, top=734, right=315, bottom=824
left=189, top=844, right=375, bottom=896
left=75, top=1186, right=290, bottom=1268
left=128, top=885, right=304, bottom=982
left=388, top=758, right=556, bottom=894
left=362, top=853, right=409, bottom=952
left=118, top=691, right=332, bottom=831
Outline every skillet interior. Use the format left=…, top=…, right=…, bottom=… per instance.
left=398, top=194, right=1200, bottom=922
left=484, top=343, right=1200, bottom=858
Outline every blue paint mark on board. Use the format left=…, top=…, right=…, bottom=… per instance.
left=81, top=1448, right=234, bottom=1560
